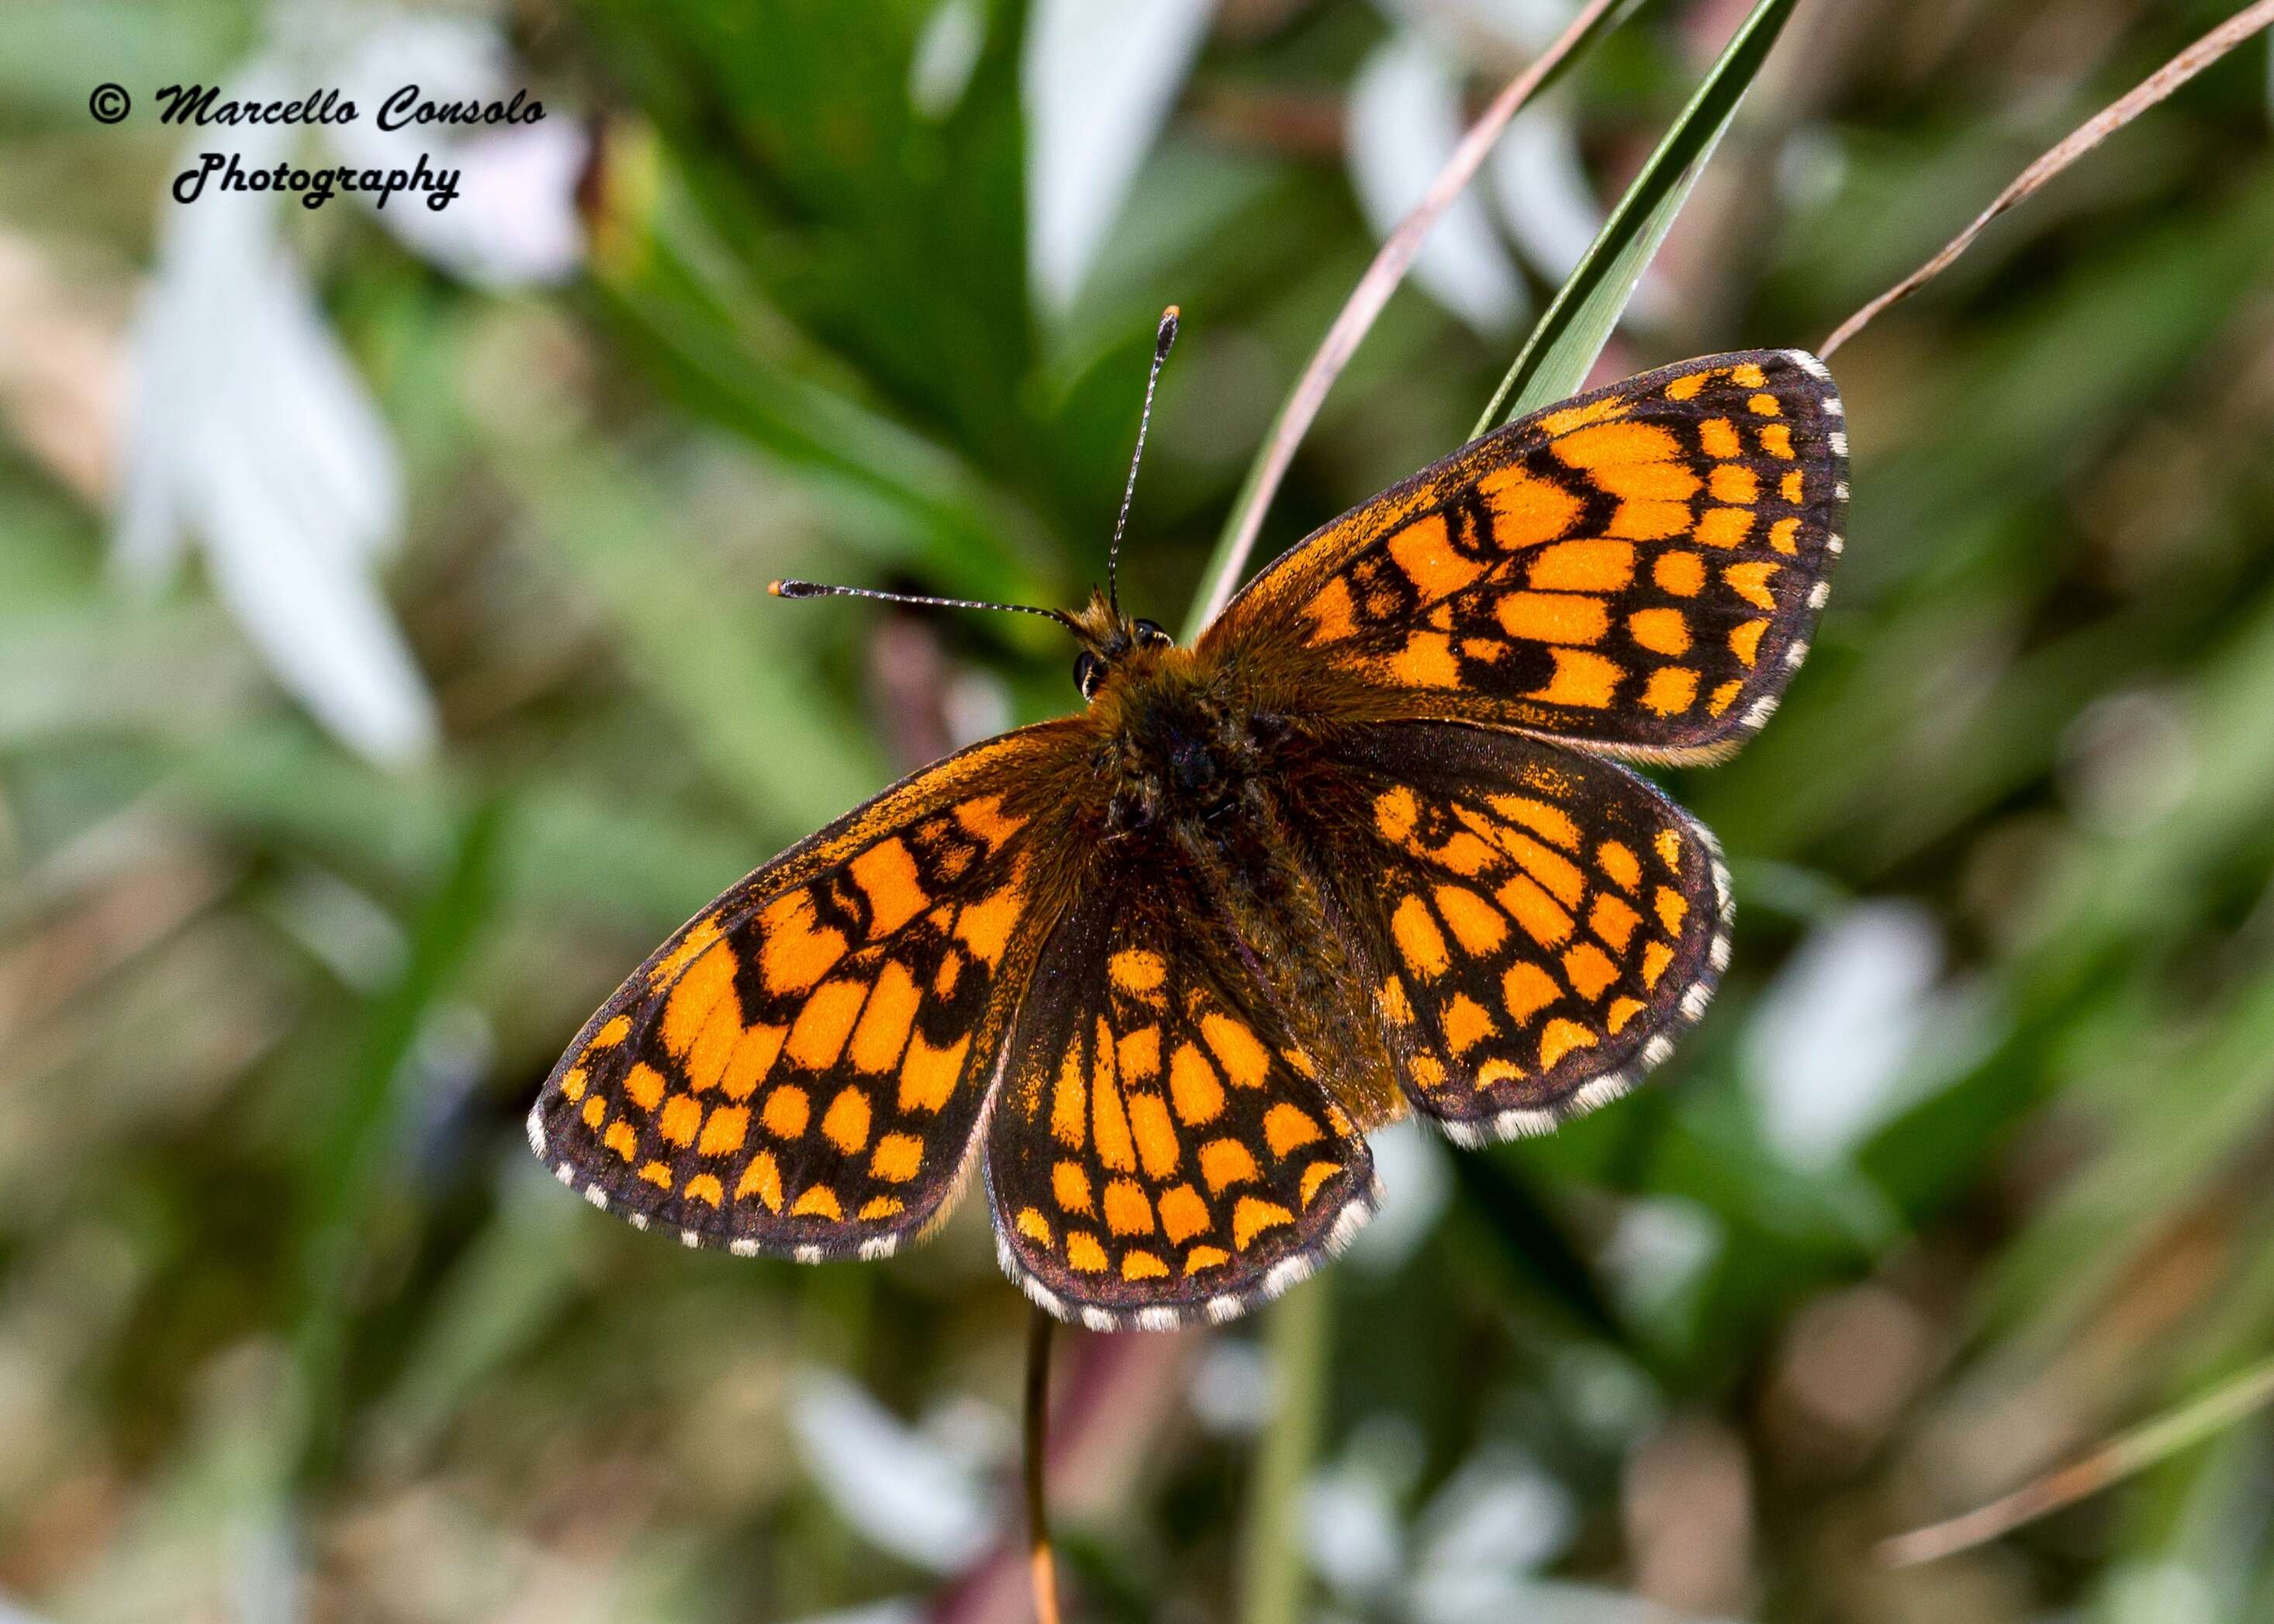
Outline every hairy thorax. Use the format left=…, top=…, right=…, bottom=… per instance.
left=1081, top=646, right=1272, bottom=838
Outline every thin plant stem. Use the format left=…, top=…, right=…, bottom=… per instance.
left=1024, top=1306, right=1062, bottom=1624
left=1235, top=1273, right=1332, bottom=1624
left=1879, top=1352, right=2274, bottom=1567
left=1821, top=0, right=2274, bottom=358
left=1184, top=0, right=1639, bottom=639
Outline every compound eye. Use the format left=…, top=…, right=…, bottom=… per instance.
left=1132, top=618, right=1172, bottom=649
left=1073, top=651, right=1105, bottom=699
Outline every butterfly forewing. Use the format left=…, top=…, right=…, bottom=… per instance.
left=528, top=727, right=1083, bottom=1258
left=983, top=876, right=1378, bottom=1329
left=1292, top=723, right=1729, bottom=1144
left=1205, top=351, right=1847, bottom=762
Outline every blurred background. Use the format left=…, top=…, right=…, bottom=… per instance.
left=4, top=1, right=2274, bottom=1619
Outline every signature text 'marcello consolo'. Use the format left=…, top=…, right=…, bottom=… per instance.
left=153, top=83, right=543, bottom=213
left=150, top=82, right=545, bottom=133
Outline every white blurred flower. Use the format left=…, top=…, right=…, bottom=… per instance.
left=942, top=667, right=1014, bottom=750
left=786, top=1368, right=992, bottom=1572
left=1305, top=1415, right=1425, bottom=1603
left=1294, top=1408, right=1685, bottom=1624
left=116, top=19, right=587, bottom=768
left=266, top=863, right=410, bottom=991
left=1188, top=1334, right=1273, bottom=1436
left=1550, top=1343, right=1663, bottom=1446
left=1598, top=1195, right=1721, bottom=1325
left=1415, top=1444, right=1578, bottom=1577
left=779, top=1605, right=923, bottom=1624
left=1346, top=1116, right=1450, bottom=1275
left=1743, top=902, right=1990, bottom=1170
left=1377, top=0, right=1581, bottom=54
left=1775, top=124, right=1848, bottom=212
left=330, top=16, right=586, bottom=288
left=911, top=0, right=987, bottom=119
left=1418, top=1578, right=1744, bottom=1624
left=227, top=1504, right=302, bottom=1624
left=1488, top=105, right=1596, bottom=284
left=1488, top=100, right=1662, bottom=320
left=1354, top=0, right=1670, bottom=344
left=2103, top=1561, right=2221, bottom=1624
left=1023, top=0, right=1215, bottom=316
left=916, top=1390, right=1014, bottom=1468
left=117, top=61, right=436, bottom=767
left=2059, top=686, right=2194, bottom=835
left=1346, top=31, right=1529, bottom=336
left=1305, top=1467, right=1406, bottom=1602
left=1404, top=1443, right=1581, bottom=1622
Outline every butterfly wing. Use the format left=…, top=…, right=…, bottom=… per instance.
left=983, top=866, right=1380, bottom=1330
left=1201, top=351, right=1847, bottom=764
left=1268, top=721, right=1727, bottom=1142
left=528, top=725, right=1085, bottom=1259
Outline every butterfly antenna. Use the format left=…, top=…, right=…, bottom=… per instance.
left=769, top=578, right=1080, bottom=633
left=1108, top=305, right=1180, bottom=614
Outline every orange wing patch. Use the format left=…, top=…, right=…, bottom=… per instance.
left=528, top=728, right=1080, bottom=1261
left=985, top=892, right=1378, bottom=1331
left=1205, top=351, right=1845, bottom=764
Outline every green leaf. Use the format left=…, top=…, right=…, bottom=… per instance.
left=293, top=794, right=509, bottom=1482
left=1473, top=0, right=1802, bottom=437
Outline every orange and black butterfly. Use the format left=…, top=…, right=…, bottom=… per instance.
left=528, top=315, right=1847, bottom=1332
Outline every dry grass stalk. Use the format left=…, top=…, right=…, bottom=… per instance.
left=1823, top=1, right=2274, bottom=358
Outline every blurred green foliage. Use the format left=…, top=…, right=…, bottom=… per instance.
left=3, top=2, right=2274, bottom=1620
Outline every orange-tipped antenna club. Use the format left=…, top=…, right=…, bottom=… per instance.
left=1109, top=306, right=1180, bottom=614
left=768, top=578, right=1078, bottom=631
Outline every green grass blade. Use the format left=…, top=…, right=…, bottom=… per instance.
left=293, top=795, right=509, bottom=1483
left=1473, top=0, right=1801, bottom=436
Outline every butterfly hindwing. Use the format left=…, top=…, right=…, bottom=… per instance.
left=1298, top=721, right=1729, bottom=1143
left=528, top=727, right=1083, bottom=1259
left=1204, top=351, right=1847, bottom=763
left=983, top=873, right=1379, bottom=1329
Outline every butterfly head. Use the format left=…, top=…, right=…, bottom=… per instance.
left=1068, top=587, right=1175, bottom=701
